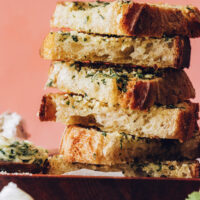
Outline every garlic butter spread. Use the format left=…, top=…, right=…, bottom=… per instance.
left=0, top=136, right=48, bottom=166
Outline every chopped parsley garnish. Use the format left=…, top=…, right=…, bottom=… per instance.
left=88, top=3, right=99, bottom=8
left=157, top=162, right=162, bottom=172
left=72, top=35, right=78, bottom=42
left=96, top=1, right=110, bottom=6
left=169, top=165, right=175, bottom=170
left=59, top=33, right=70, bottom=42
left=99, top=14, right=104, bottom=19
left=101, top=79, right=106, bottom=85
left=156, top=104, right=185, bottom=109
left=93, top=153, right=96, bottom=159
left=0, top=150, right=5, bottom=155
left=33, top=159, right=43, bottom=165
left=70, top=63, right=75, bottom=67
left=186, top=6, right=194, bottom=12
left=119, top=132, right=128, bottom=149
left=166, top=105, right=177, bottom=109
left=101, top=132, right=107, bottom=137
left=47, top=80, right=53, bottom=87
left=73, top=2, right=85, bottom=10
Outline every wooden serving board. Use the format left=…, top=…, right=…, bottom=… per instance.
left=0, top=174, right=200, bottom=200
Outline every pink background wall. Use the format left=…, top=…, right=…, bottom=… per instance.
left=0, top=0, right=199, bottom=149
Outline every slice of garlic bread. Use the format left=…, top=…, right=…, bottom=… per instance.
left=46, top=62, right=195, bottom=110
left=39, top=93, right=199, bottom=141
left=59, top=125, right=200, bottom=165
left=41, top=32, right=190, bottom=69
left=51, top=1, right=200, bottom=38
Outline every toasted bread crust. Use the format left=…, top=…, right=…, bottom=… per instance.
left=173, top=36, right=191, bottom=69
left=177, top=102, right=199, bottom=141
left=47, top=62, right=195, bottom=110
left=39, top=93, right=199, bottom=141
left=51, top=1, right=200, bottom=37
left=121, top=2, right=197, bottom=37
left=39, top=95, right=57, bottom=121
left=123, top=70, right=195, bottom=110
left=41, top=31, right=191, bottom=69
left=59, top=125, right=200, bottom=165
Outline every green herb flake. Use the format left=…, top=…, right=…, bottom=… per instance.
left=59, top=32, right=70, bottom=42
left=0, top=149, right=5, bottom=155
left=119, top=132, right=128, bottom=150
left=47, top=80, right=53, bottom=87
left=166, top=105, right=177, bottom=109
left=99, top=14, right=104, bottom=19
left=72, top=35, right=78, bottom=42
left=157, top=162, right=162, bottom=172
left=22, top=159, right=31, bottom=163
left=66, top=100, right=70, bottom=105
left=33, top=159, right=43, bottom=165
left=169, top=165, right=175, bottom=170
left=73, top=2, right=85, bottom=10
left=72, top=75, right=75, bottom=79
left=103, top=2, right=110, bottom=6
left=88, top=3, right=99, bottom=8
left=120, top=138, right=123, bottom=150
left=9, top=155, right=15, bottom=159
left=84, top=38, right=87, bottom=42
left=163, top=34, right=170, bottom=41
left=70, top=63, right=75, bottom=67
left=96, top=1, right=110, bottom=7
left=85, top=73, right=94, bottom=78
left=93, top=153, right=96, bottom=159
left=101, top=79, right=106, bottom=85
left=120, top=132, right=128, bottom=139
left=186, top=6, right=194, bottom=12
left=101, top=132, right=107, bottom=137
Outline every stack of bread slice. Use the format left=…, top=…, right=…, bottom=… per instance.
left=39, top=0, right=200, bottom=178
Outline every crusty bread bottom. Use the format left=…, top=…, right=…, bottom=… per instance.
left=48, top=155, right=199, bottom=178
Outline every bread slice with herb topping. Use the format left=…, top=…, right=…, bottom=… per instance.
left=46, top=62, right=195, bottom=110
left=39, top=93, right=199, bottom=141
left=0, top=136, right=48, bottom=173
left=41, top=31, right=191, bottom=69
left=48, top=155, right=199, bottom=178
left=51, top=1, right=200, bottom=38
left=59, top=125, right=200, bottom=165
